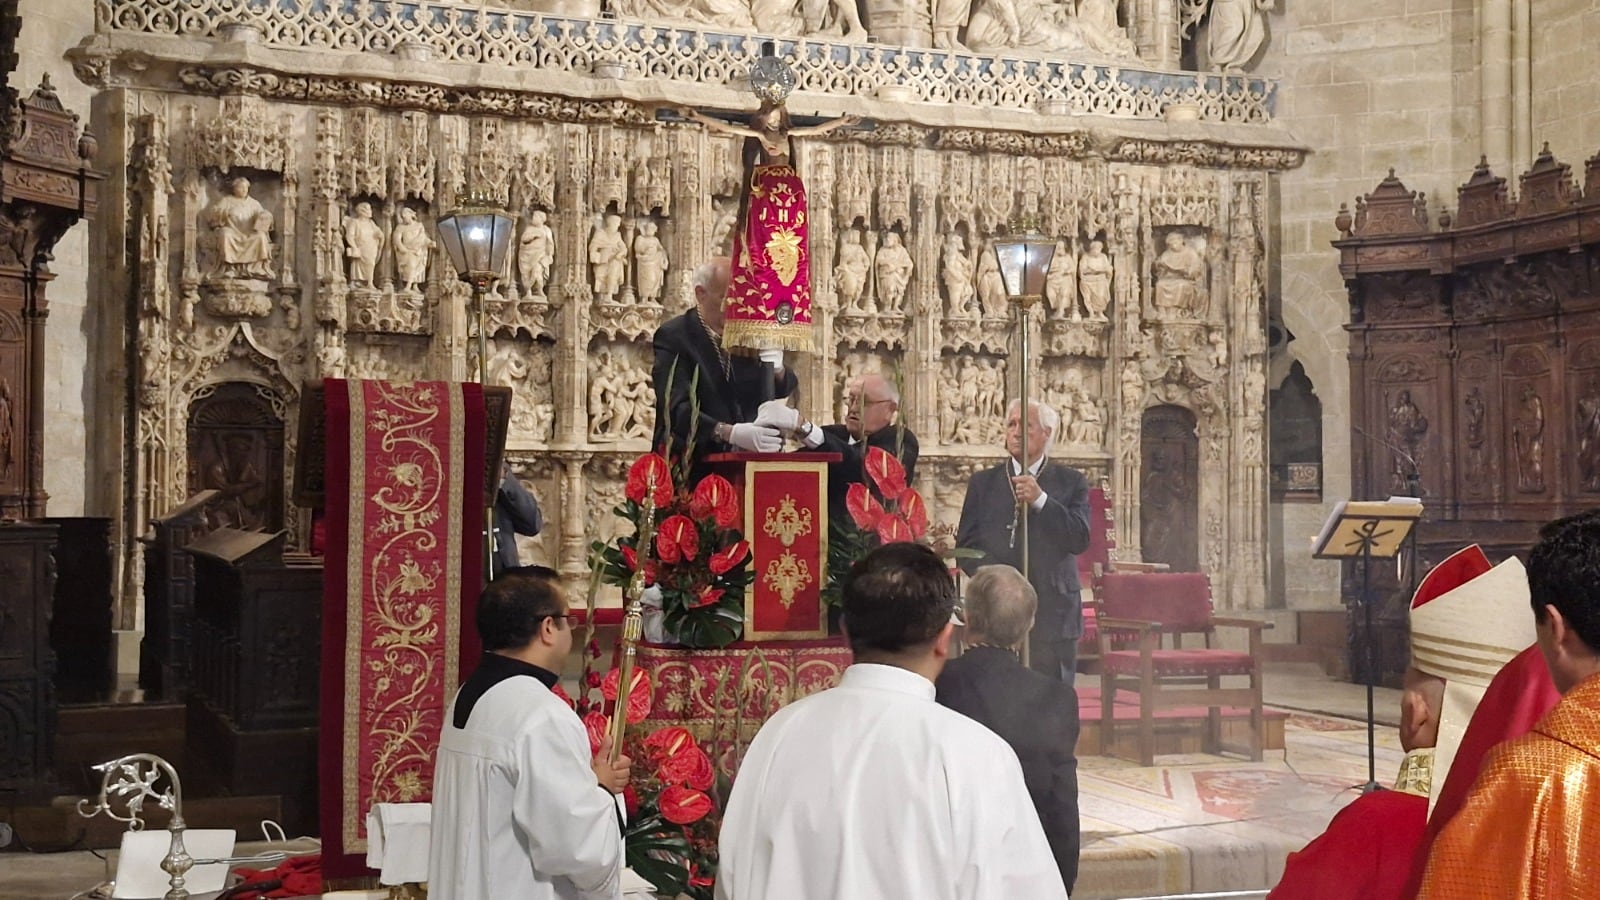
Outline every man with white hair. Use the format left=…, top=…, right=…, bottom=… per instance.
left=651, top=256, right=796, bottom=480
left=785, top=371, right=920, bottom=518
left=956, top=399, right=1091, bottom=683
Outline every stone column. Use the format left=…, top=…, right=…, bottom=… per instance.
left=553, top=124, right=592, bottom=448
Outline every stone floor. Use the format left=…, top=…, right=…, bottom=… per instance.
left=0, top=662, right=1399, bottom=900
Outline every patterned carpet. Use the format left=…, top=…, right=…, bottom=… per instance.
left=1076, top=713, right=1404, bottom=899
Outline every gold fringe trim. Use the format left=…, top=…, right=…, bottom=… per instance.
left=722, top=319, right=816, bottom=353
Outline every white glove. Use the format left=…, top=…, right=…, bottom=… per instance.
left=758, top=348, right=785, bottom=370
left=728, top=422, right=783, bottom=452
left=754, top=399, right=801, bottom=432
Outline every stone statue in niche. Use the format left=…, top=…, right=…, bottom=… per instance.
left=1121, top=358, right=1145, bottom=406
left=316, top=334, right=346, bottom=378
left=1205, top=0, right=1273, bottom=73
left=976, top=247, right=1008, bottom=318
left=1153, top=232, right=1206, bottom=318
left=344, top=202, right=385, bottom=286
left=1385, top=389, right=1427, bottom=492
left=932, top=0, right=972, bottom=49
left=875, top=232, right=913, bottom=314
left=391, top=206, right=432, bottom=292
left=621, top=372, right=656, bottom=441
left=1045, top=240, right=1078, bottom=319
left=1044, top=368, right=1080, bottom=432
left=837, top=229, right=871, bottom=312
left=1071, top=394, right=1106, bottom=446
left=964, top=0, right=1133, bottom=56
left=1462, top=387, right=1487, bottom=484
left=588, top=350, right=622, bottom=440
left=203, top=431, right=268, bottom=531
left=1079, top=240, right=1113, bottom=321
left=1077, top=0, right=1138, bottom=55
left=1579, top=387, right=1600, bottom=492
left=977, top=359, right=1006, bottom=441
left=633, top=220, right=669, bottom=305
left=1512, top=385, right=1546, bottom=493
left=589, top=214, right=628, bottom=304
left=939, top=357, right=976, bottom=442
left=1141, top=445, right=1190, bottom=566
left=517, top=211, right=555, bottom=298
left=942, top=233, right=975, bottom=317
left=205, top=176, right=275, bottom=281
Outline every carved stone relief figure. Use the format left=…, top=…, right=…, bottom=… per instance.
left=1071, top=394, right=1106, bottom=447
left=0, top=379, right=13, bottom=482
left=1079, top=240, right=1112, bottom=321
left=343, top=202, right=384, bottom=286
left=966, top=0, right=1089, bottom=54
left=517, top=210, right=555, bottom=298
left=837, top=229, right=871, bottom=312
left=710, top=198, right=739, bottom=256
left=1463, top=386, right=1487, bottom=487
left=489, top=340, right=554, bottom=443
left=1385, top=388, right=1427, bottom=493
left=975, top=247, right=1008, bottom=318
left=1205, top=0, right=1273, bottom=73
left=588, top=350, right=620, bottom=440
left=1045, top=240, right=1078, bottom=319
left=1153, top=231, right=1206, bottom=318
left=875, top=232, right=913, bottom=314
left=589, top=214, right=628, bottom=303
left=931, top=0, right=972, bottom=50
left=391, top=206, right=432, bottom=292
left=1076, top=0, right=1138, bottom=56
left=205, top=176, right=275, bottom=281
left=1044, top=367, right=1082, bottom=437
left=203, top=432, right=268, bottom=530
left=633, top=220, right=669, bottom=305
left=1512, top=385, right=1546, bottom=493
left=941, top=233, right=975, bottom=318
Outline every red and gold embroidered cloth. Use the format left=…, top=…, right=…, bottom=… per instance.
left=319, top=379, right=486, bottom=878
left=723, top=164, right=815, bottom=353
left=708, top=453, right=834, bottom=640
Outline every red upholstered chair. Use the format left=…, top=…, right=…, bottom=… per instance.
left=1096, top=571, right=1270, bottom=765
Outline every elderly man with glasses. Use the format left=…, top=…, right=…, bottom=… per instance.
left=776, top=371, right=919, bottom=521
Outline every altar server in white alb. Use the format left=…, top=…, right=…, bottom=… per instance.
left=716, top=542, right=1069, bottom=900
left=428, top=568, right=632, bottom=900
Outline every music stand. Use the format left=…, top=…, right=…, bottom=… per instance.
left=1312, top=499, right=1422, bottom=793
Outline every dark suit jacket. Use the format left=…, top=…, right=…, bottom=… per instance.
left=936, top=646, right=1081, bottom=892
left=815, top=423, right=920, bottom=517
left=493, top=467, right=542, bottom=576
left=955, top=460, right=1091, bottom=639
left=651, top=309, right=796, bottom=479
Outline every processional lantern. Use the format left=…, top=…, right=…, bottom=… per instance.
left=435, top=196, right=516, bottom=382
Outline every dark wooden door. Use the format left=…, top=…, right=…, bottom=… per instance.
left=1141, top=405, right=1200, bottom=572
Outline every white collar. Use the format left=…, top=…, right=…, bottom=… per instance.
left=839, top=663, right=935, bottom=699
left=1010, top=456, right=1046, bottom=477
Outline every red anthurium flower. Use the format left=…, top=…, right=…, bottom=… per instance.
left=620, top=543, right=638, bottom=572
left=708, top=540, right=750, bottom=577
left=585, top=670, right=603, bottom=689
left=846, top=482, right=885, bottom=531
left=658, top=785, right=713, bottom=825
left=582, top=710, right=609, bottom=757
left=600, top=667, right=653, bottom=723
left=689, top=474, right=738, bottom=527
left=691, top=586, right=725, bottom=609
left=656, top=514, right=700, bottom=564
left=897, top=488, right=929, bottom=539
left=643, top=726, right=696, bottom=764
left=659, top=743, right=716, bottom=792
left=863, top=447, right=909, bottom=502
left=876, top=514, right=913, bottom=545
left=550, top=683, right=575, bottom=709
left=625, top=453, right=673, bottom=508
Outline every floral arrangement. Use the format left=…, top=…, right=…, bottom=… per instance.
left=822, top=446, right=930, bottom=607
left=563, top=652, right=722, bottom=899
left=591, top=452, right=753, bottom=648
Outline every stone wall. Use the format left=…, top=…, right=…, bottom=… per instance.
left=1531, top=0, right=1600, bottom=161
left=1258, top=0, right=1477, bottom=612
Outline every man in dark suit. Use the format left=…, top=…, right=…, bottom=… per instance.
left=652, top=257, right=796, bottom=480
left=492, top=462, right=542, bottom=578
left=788, top=372, right=919, bottom=516
left=936, top=564, right=1080, bottom=893
left=956, top=399, right=1091, bottom=684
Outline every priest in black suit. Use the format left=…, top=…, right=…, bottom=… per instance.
left=789, top=372, right=919, bottom=518
left=955, top=399, right=1091, bottom=683
left=936, top=564, right=1080, bottom=893
left=651, top=257, right=796, bottom=480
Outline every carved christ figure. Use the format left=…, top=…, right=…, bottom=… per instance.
left=206, top=176, right=274, bottom=280
left=678, top=100, right=858, bottom=350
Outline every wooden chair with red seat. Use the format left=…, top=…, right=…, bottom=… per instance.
left=1095, top=571, right=1271, bottom=766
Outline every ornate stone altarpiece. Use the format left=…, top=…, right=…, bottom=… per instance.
left=1335, top=150, right=1600, bottom=680
left=70, top=0, right=1303, bottom=617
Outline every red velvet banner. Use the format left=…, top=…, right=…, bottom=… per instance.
left=742, top=460, right=828, bottom=640
left=319, top=379, right=486, bottom=878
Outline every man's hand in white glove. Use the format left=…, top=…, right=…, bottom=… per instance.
left=758, top=348, right=785, bottom=371
left=754, top=399, right=801, bottom=432
left=728, top=422, right=783, bottom=453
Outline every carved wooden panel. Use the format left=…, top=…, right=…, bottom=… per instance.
left=1140, top=404, right=1199, bottom=572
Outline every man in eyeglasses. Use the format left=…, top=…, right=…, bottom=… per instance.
left=429, top=568, right=632, bottom=900
left=783, top=371, right=920, bottom=519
